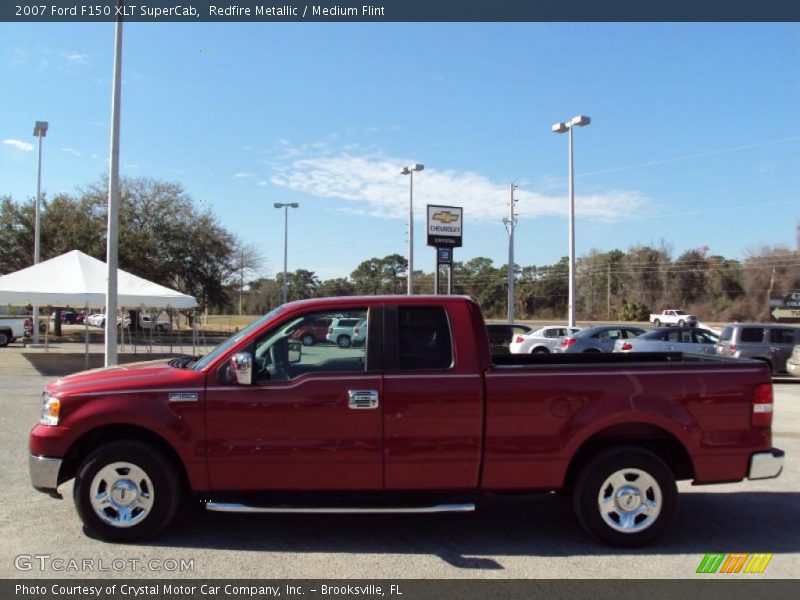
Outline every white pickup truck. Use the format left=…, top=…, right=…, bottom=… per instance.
left=0, top=317, right=32, bottom=347
left=649, top=309, right=698, bottom=327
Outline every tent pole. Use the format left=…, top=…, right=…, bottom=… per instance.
left=84, top=305, right=89, bottom=371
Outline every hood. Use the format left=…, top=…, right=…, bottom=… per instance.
left=46, top=358, right=190, bottom=397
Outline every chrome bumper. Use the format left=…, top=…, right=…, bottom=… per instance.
left=748, top=448, right=785, bottom=480
left=28, top=454, right=63, bottom=497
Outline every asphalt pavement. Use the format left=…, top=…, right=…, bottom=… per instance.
left=0, top=343, right=798, bottom=579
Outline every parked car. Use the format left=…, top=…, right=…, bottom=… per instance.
left=291, top=316, right=333, bottom=346
left=786, top=345, right=800, bottom=377
left=352, top=319, right=368, bottom=347
left=486, top=323, right=532, bottom=354
left=614, top=327, right=719, bottom=354
left=87, top=313, right=105, bottom=327
left=555, top=324, right=647, bottom=353
left=649, top=310, right=698, bottom=328
left=140, top=314, right=171, bottom=333
left=509, top=325, right=581, bottom=354
left=0, top=317, right=32, bottom=347
left=715, top=323, right=799, bottom=374
left=326, top=316, right=366, bottom=348
left=29, top=295, right=783, bottom=546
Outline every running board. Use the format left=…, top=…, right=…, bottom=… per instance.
left=205, top=502, right=475, bottom=514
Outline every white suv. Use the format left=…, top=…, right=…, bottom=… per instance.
left=326, top=317, right=366, bottom=349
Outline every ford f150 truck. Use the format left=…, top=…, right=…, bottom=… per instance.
left=29, top=296, right=784, bottom=546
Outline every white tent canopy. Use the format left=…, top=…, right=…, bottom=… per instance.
left=0, top=250, right=198, bottom=309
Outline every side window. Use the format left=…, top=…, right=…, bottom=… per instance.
left=252, top=309, right=367, bottom=381
left=720, top=326, right=733, bottom=342
left=770, top=328, right=797, bottom=345
left=544, top=328, right=559, bottom=338
left=740, top=328, right=765, bottom=343
left=398, top=306, right=453, bottom=370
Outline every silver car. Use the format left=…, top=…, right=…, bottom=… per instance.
left=509, top=325, right=582, bottom=354
left=715, top=323, right=799, bottom=374
left=554, top=324, right=647, bottom=353
left=613, top=327, right=718, bottom=354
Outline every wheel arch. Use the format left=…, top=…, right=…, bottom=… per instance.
left=561, top=422, right=695, bottom=494
left=58, top=423, right=190, bottom=494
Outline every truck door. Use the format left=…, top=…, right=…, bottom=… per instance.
left=205, top=306, right=384, bottom=491
left=381, top=304, right=484, bottom=490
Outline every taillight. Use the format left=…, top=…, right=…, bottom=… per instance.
left=728, top=343, right=736, bottom=352
left=514, top=336, right=525, bottom=344
left=24, top=319, right=32, bottom=328
left=561, top=338, right=577, bottom=347
left=620, top=342, right=633, bottom=351
left=752, top=383, right=773, bottom=428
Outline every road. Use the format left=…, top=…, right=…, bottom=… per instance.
left=0, top=344, right=797, bottom=579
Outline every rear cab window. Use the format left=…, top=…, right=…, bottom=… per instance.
left=396, top=306, right=453, bottom=370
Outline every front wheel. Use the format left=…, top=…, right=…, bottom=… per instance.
left=573, top=446, right=677, bottom=547
left=653, top=319, right=661, bottom=327
left=74, top=441, right=180, bottom=542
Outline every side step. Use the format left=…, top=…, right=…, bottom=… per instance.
left=206, top=502, right=475, bottom=514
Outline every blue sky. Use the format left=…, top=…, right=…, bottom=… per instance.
left=2, top=22, right=799, bottom=280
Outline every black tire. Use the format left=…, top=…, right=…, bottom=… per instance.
left=337, top=334, right=352, bottom=349
left=0, top=330, right=10, bottom=347
left=573, top=446, right=678, bottom=547
left=74, top=441, right=180, bottom=542
left=677, top=319, right=685, bottom=327
left=532, top=347, right=550, bottom=354
left=653, top=319, right=661, bottom=327
left=583, top=348, right=602, bottom=353
left=301, top=334, right=316, bottom=346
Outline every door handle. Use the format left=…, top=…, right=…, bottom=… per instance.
left=348, top=390, right=379, bottom=409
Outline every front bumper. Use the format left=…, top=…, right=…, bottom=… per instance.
left=28, top=454, right=63, bottom=498
left=748, top=448, right=785, bottom=480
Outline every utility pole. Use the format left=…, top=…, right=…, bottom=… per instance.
left=503, top=183, right=519, bottom=323
left=239, top=248, right=244, bottom=316
left=607, top=263, right=612, bottom=320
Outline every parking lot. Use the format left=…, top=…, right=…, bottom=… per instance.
left=0, top=343, right=798, bottom=580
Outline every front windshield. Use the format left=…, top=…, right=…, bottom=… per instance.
left=192, top=306, right=285, bottom=371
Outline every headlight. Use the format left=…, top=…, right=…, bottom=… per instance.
left=39, top=393, right=60, bottom=426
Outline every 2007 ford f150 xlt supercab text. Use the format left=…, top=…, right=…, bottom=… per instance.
left=29, top=296, right=784, bottom=546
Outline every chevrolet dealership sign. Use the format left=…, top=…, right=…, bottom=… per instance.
left=427, top=205, right=463, bottom=247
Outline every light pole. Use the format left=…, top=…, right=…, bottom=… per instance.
left=400, top=163, right=424, bottom=295
left=503, top=183, right=519, bottom=324
left=552, top=115, right=590, bottom=328
left=274, top=202, right=299, bottom=304
left=31, top=120, right=48, bottom=345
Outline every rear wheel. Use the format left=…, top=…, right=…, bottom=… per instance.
left=573, top=446, right=677, bottom=546
left=654, top=319, right=661, bottom=327
left=337, top=335, right=352, bottom=349
left=0, top=330, right=10, bottom=347
left=74, top=441, right=180, bottom=542
left=532, top=347, right=550, bottom=354
left=301, top=334, right=316, bottom=346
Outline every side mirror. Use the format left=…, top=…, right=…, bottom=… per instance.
left=231, top=352, right=253, bottom=385
left=288, top=341, right=302, bottom=364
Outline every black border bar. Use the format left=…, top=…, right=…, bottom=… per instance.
left=3, top=1, right=800, bottom=23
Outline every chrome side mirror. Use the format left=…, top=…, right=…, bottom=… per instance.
left=230, top=352, right=253, bottom=385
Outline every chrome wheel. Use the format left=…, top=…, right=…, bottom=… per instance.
left=89, top=461, right=154, bottom=528
left=597, top=468, right=662, bottom=533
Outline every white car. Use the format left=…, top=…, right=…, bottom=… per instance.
left=509, top=325, right=582, bottom=354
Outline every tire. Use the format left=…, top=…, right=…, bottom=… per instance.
left=337, top=335, right=352, bottom=349
left=0, top=330, right=10, bottom=347
left=583, top=348, right=602, bottom=353
left=677, top=320, right=685, bottom=327
left=573, top=446, right=678, bottom=547
left=74, top=441, right=180, bottom=542
left=531, top=347, right=550, bottom=354
left=301, top=334, right=316, bottom=347
left=653, top=319, right=661, bottom=327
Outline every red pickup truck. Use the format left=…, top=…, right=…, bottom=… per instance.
left=29, top=296, right=784, bottom=546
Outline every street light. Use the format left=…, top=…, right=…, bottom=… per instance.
left=552, top=115, right=590, bottom=328
left=400, top=163, right=424, bottom=295
left=274, top=202, right=299, bottom=304
left=32, top=120, right=48, bottom=345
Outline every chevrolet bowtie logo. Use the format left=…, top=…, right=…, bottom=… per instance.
left=432, top=211, right=459, bottom=224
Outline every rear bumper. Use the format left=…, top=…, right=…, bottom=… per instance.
left=748, top=448, right=784, bottom=480
left=28, top=454, right=63, bottom=497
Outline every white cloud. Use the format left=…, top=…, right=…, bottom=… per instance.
left=61, top=51, right=89, bottom=64
left=61, top=147, right=81, bottom=156
left=234, top=172, right=256, bottom=179
left=3, top=139, right=34, bottom=152
left=268, top=150, right=649, bottom=224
